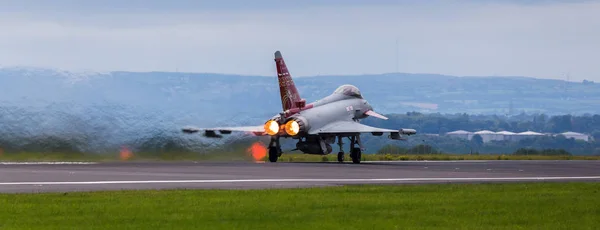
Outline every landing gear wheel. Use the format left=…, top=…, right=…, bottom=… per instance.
left=337, top=152, right=344, bottom=163
left=351, top=147, right=361, bottom=164
left=268, top=147, right=279, bottom=162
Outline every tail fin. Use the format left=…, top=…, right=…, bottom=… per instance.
left=274, top=51, right=303, bottom=111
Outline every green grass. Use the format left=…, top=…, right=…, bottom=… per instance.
left=0, top=183, right=598, bottom=229
left=0, top=151, right=599, bottom=162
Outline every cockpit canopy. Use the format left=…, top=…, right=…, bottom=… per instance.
left=333, top=84, right=363, bottom=99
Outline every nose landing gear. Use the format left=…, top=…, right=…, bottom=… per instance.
left=337, top=136, right=344, bottom=163
left=337, top=135, right=362, bottom=164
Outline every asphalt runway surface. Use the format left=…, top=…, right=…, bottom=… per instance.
left=0, top=160, right=599, bottom=193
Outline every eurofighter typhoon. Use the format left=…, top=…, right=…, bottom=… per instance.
left=183, top=51, right=417, bottom=164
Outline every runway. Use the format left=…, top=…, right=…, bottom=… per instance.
left=0, top=160, right=599, bottom=193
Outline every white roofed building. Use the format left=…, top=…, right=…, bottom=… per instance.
left=445, top=130, right=472, bottom=140
left=444, top=129, right=590, bottom=142
left=473, top=130, right=503, bottom=143
left=559, top=131, right=590, bottom=142
left=495, top=131, right=516, bottom=141
left=512, top=131, right=545, bottom=141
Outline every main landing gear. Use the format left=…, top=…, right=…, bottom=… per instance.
left=267, top=135, right=362, bottom=164
left=268, top=136, right=282, bottom=162
left=337, top=135, right=362, bottom=164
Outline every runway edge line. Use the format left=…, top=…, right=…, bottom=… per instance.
left=1, top=176, right=600, bottom=185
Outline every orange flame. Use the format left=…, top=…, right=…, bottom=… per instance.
left=120, top=146, right=133, bottom=161
left=246, top=142, right=267, bottom=161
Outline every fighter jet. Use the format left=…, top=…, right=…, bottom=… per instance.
left=182, top=51, right=416, bottom=164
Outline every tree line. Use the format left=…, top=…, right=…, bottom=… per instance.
left=2, top=112, right=600, bottom=156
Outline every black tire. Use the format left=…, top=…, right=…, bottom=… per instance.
left=337, top=152, right=344, bottom=163
left=351, top=148, right=361, bottom=164
left=268, top=147, right=279, bottom=162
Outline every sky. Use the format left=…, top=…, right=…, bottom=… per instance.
left=0, top=0, right=599, bottom=81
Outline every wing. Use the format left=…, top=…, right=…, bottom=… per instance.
left=309, top=121, right=416, bottom=139
left=182, top=125, right=265, bottom=138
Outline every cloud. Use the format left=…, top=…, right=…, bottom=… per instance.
left=0, top=0, right=598, bottom=81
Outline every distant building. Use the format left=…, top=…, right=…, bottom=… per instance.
left=445, top=130, right=472, bottom=140
left=473, top=130, right=503, bottom=143
left=512, top=131, right=545, bottom=141
left=495, top=131, right=516, bottom=141
left=444, top=130, right=588, bottom=142
left=559, top=131, right=590, bottom=142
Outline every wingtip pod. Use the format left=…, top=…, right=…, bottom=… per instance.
left=400, top=128, right=417, bottom=135
left=274, top=50, right=282, bottom=59
left=389, top=129, right=417, bottom=140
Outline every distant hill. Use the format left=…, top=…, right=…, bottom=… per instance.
left=1, top=67, right=599, bottom=152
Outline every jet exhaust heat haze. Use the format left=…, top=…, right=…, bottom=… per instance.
left=182, top=51, right=417, bottom=164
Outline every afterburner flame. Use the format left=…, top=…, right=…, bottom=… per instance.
left=247, top=142, right=267, bottom=161
left=264, top=120, right=280, bottom=136
left=285, top=120, right=300, bottom=136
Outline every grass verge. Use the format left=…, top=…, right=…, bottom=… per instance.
left=0, top=183, right=598, bottom=229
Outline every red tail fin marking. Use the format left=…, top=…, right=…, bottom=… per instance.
left=274, top=51, right=302, bottom=111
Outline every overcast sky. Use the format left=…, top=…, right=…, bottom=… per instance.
left=0, top=0, right=598, bottom=81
